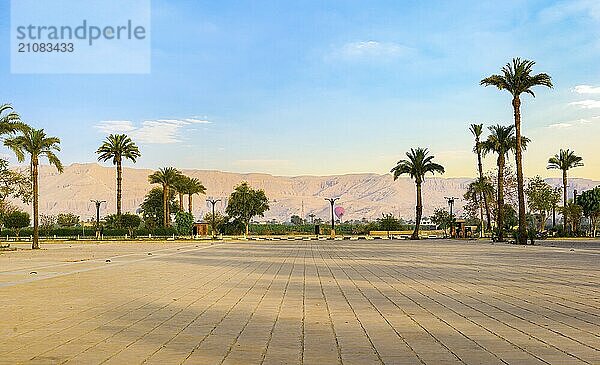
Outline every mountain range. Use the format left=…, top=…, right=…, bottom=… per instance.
left=9, top=163, right=600, bottom=223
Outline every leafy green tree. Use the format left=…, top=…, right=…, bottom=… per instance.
left=377, top=213, right=404, bottom=231
left=0, top=159, right=31, bottom=205
left=5, top=128, right=63, bottom=249
left=140, top=187, right=180, bottom=229
left=577, top=187, right=600, bottom=237
left=96, top=134, right=141, bottom=215
left=431, top=208, right=452, bottom=236
left=120, top=213, right=142, bottom=238
left=547, top=149, right=584, bottom=233
left=175, top=212, right=194, bottom=236
left=469, top=123, right=492, bottom=230
left=39, top=214, right=56, bottom=238
left=481, top=57, right=553, bottom=245
left=225, top=182, right=270, bottom=235
left=481, top=125, right=528, bottom=242
left=525, top=176, right=561, bottom=231
left=290, top=215, right=303, bottom=225
left=5, top=210, right=30, bottom=239
left=103, top=214, right=121, bottom=229
left=203, top=211, right=227, bottom=234
left=148, top=167, right=183, bottom=227
left=57, top=213, right=80, bottom=227
left=390, top=147, right=445, bottom=240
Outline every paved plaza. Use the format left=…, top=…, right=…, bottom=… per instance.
left=0, top=239, right=599, bottom=365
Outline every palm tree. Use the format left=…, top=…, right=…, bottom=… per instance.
left=481, top=58, right=552, bottom=244
left=172, top=175, right=188, bottom=212
left=0, top=104, right=27, bottom=137
left=469, top=123, right=492, bottom=231
left=148, top=167, right=182, bottom=227
left=4, top=128, right=63, bottom=249
left=391, top=148, right=444, bottom=240
left=481, top=125, right=529, bottom=242
left=465, top=176, right=494, bottom=235
left=185, top=177, right=206, bottom=214
left=96, top=134, right=141, bottom=215
left=547, top=149, right=584, bottom=233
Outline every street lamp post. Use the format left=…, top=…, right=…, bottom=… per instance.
left=444, top=197, right=457, bottom=238
left=90, top=200, right=106, bottom=239
left=324, top=197, right=340, bottom=237
left=206, top=199, right=221, bottom=239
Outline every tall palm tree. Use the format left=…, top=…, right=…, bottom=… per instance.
left=96, top=134, right=141, bottom=215
left=0, top=104, right=27, bottom=137
left=391, top=148, right=445, bottom=240
left=481, top=125, right=529, bottom=242
left=481, top=58, right=552, bottom=244
left=148, top=167, right=182, bottom=227
left=185, top=177, right=206, bottom=214
left=547, top=149, right=584, bottom=233
left=469, top=123, right=492, bottom=231
left=4, top=128, right=63, bottom=249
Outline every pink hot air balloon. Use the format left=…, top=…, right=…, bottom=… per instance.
left=334, top=206, right=345, bottom=219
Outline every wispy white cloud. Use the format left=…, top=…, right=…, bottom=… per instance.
left=548, top=122, right=574, bottom=129
left=331, top=40, right=414, bottom=61
left=547, top=118, right=595, bottom=129
left=94, top=118, right=211, bottom=144
left=540, top=0, right=600, bottom=22
left=569, top=99, right=600, bottom=109
left=573, top=85, right=600, bottom=94
left=95, top=121, right=136, bottom=134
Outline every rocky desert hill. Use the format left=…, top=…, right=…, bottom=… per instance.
left=10, top=163, right=600, bottom=223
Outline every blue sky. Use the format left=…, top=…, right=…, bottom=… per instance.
left=1, top=0, right=600, bottom=178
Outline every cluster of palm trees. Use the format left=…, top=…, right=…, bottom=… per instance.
left=148, top=167, right=206, bottom=227
left=96, top=134, right=206, bottom=228
left=478, top=58, right=552, bottom=243
left=471, top=59, right=586, bottom=240
left=1, top=105, right=63, bottom=249
left=392, top=58, right=554, bottom=242
left=468, top=124, right=529, bottom=241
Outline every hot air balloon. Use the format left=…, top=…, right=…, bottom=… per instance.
left=334, top=206, right=345, bottom=221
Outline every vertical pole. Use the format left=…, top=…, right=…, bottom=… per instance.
left=330, top=200, right=335, bottom=231
left=96, top=202, right=101, bottom=229
left=212, top=202, right=216, bottom=238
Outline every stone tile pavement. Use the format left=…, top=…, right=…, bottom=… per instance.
left=0, top=239, right=598, bottom=364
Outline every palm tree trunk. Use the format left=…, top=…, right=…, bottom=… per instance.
left=477, top=151, right=492, bottom=231
left=513, top=97, right=527, bottom=244
left=116, top=159, right=122, bottom=215
left=478, top=193, right=484, bottom=236
left=245, top=222, right=249, bottom=236
left=179, top=192, right=184, bottom=211
left=163, top=186, right=168, bottom=227
left=32, top=159, right=39, bottom=249
left=188, top=194, right=193, bottom=213
left=497, top=157, right=505, bottom=242
left=412, top=182, right=422, bottom=240
left=562, top=170, right=568, bottom=234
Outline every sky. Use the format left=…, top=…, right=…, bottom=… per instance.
left=1, top=0, right=599, bottom=179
